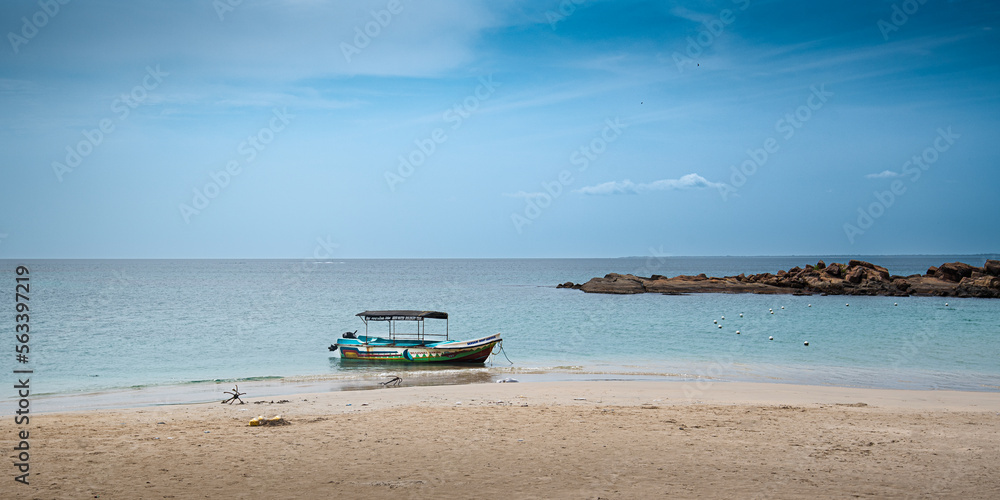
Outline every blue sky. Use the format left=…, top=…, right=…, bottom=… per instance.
left=1, top=0, right=998, bottom=258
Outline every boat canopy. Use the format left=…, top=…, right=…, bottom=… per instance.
left=356, top=310, right=449, bottom=341
left=357, top=310, right=449, bottom=321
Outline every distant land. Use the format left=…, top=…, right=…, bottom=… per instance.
left=558, top=260, right=1000, bottom=298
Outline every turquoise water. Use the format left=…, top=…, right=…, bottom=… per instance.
left=2, top=256, right=999, bottom=408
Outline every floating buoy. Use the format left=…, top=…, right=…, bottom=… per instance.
left=769, top=336, right=773, bottom=341
left=718, top=325, right=722, bottom=329
left=804, top=341, right=809, bottom=346
left=721, top=316, right=725, bottom=320
left=846, top=303, right=849, bottom=307
left=739, top=313, right=743, bottom=317
left=808, top=304, right=812, bottom=307
left=736, top=330, right=740, bottom=335
left=945, top=303, right=949, bottom=307
left=780, top=306, right=784, bottom=310
left=714, top=320, right=718, bottom=324
left=770, top=311, right=774, bottom=314
left=894, top=303, right=898, bottom=306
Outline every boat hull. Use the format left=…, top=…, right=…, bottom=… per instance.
left=336, top=334, right=501, bottom=363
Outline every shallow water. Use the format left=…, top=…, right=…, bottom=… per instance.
left=2, top=256, right=998, bottom=410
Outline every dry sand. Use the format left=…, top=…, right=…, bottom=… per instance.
left=4, top=381, right=1000, bottom=499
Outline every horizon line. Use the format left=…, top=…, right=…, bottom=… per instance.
left=1, top=253, right=997, bottom=261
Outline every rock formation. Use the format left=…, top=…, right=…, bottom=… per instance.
left=556, top=260, right=1000, bottom=298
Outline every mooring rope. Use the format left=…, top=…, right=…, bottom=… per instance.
left=491, top=340, right=514, bottom=366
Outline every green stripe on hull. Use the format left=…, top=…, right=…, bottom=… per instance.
left=339, top=342, right=497, bottom=363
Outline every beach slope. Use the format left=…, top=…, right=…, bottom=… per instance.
left=4, top=381, right=999, bottom=499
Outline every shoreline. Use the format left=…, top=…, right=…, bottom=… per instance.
left=29, top=379, right=1000, bottom=414
left=5, top=381, right=999, bottom=498
left=14, top=369, right=1000, bottom=415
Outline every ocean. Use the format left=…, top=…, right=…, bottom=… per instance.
left=3, top=256, right=999, bottom=411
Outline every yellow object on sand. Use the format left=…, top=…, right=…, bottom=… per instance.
left=249, top=415, right=285, bottom=426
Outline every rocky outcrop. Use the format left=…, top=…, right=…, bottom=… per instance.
left=985, top=260, right=1000, bottom=276
left=559, top=260, right=1000, bottom=298
left=932, top=262, right=977, bottom=282
left=575, top=273, right=647, bottom=294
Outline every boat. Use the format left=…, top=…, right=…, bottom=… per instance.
left=328, top=310, right=502, bottom=363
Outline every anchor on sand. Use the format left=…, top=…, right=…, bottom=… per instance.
left=221, top=385, right=246, bottom=405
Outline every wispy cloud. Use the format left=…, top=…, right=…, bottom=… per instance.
left=865, top=170, right=900, bottom=179
left=0, top=79, right=38, bottom=95
left=575, top=173, right=724, bottom=195
left=503, top=190, right=548, bottom=199
left=668, top=6, right=719, bottom=25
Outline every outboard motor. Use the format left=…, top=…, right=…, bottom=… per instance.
left=342, top=330, right=358, bottom=339
left=328, top=344, right=339, bottom=352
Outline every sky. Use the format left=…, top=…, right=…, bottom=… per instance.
left=1, top=0, right=998, bottom=258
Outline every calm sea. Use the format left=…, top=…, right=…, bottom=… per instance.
left=3, top=256, right=999, bottom=410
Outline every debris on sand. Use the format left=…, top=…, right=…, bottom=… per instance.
left=249, top=415, right=289, bottom=426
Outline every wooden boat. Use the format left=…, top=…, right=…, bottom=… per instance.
left=328, top=310, right=501, bottom=363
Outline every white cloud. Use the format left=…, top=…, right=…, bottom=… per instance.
left=575, top=173, right=724, bottom=195
left=575, top=180, right=640, bottom=195
left=865, top=170, right=900, bottom=179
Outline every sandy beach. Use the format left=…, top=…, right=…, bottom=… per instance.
left=5, top=381, right=1000, bottom=499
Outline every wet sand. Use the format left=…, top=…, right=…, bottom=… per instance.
left=4, top=381, right=999, bottom=499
